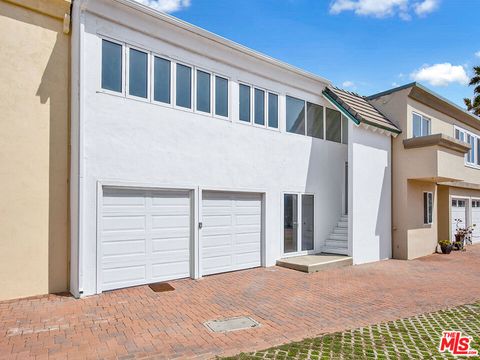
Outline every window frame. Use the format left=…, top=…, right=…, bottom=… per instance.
left=423, top=191, right=433, bottom=225
left=151, top=53, right=173, bottom=108
left=325, top=107, right=342, bottom=143
left=125, top=44, right=151, bottom=102
left=174, top=61, right=194, bottom=112
left=99, top=36, right=125, bottom=96
left=194, top=66, right=213, bottom=116
left=267, top=91, right=279, bottom=130
left=213, top=74, right=230, bottom=120
left=285, top=94, right=307, bottom=136
left=238, top=81, right=253, bottom=124
left=454, top=125, right=480, bottom=169
left=306, top=101, right=325, bottom=140
left=253, top=87, right=267, bottom=128
left=412, top=112, right=431, bottom=138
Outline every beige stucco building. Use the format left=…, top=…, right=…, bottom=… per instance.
left=0, top=0, right=71, bottom=300
left=369, top=83, right=480, bottom=260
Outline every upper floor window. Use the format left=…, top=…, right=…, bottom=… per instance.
left=342, top=115, right=349, bottom=145
left=326, top=108, right=342, bottom=143
left=254, top=88, right=266, bottom=126
left=176, top=64, right=192, bottom=109
left=215, top=76, right=228, bottom=117
left=128, top=48, right=148, bottom=99
left=268, top=93, right=279, bottom=129
left=153, top=56, right=171, bottom=104
left=286, top=96, right=305, bottom=135
left=307, top=102, right=323, bottom=139
left=196, top=69, right=211, bottom=113
left=455, top=126, right=480, bottom=168
left=412, top=113, right=430, bottom=138
left=239, top=84, right=251, bottom=122
left=102, top=39, right=123, bottom=93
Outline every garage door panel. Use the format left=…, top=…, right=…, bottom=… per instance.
left=100, top=188, right=191, bottom=291
left=202, top=255, right=233, bottom=273
left=202, top=234, right=232, bottom=248
left=203, top=214, right=233, bottom=226
left=152, top=214, right=190, bottom=228
left=152, top=261, right=190, bottom=281
left=102, top=215, right=146, bottom=232
left=102, top=239, right=146, bottom=258
left=201, top=191, right=262, bottom=276
left=102, top=264, right=147, bottom=289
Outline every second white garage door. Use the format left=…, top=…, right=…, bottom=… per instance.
left=201, top=191, right=262, bottom=276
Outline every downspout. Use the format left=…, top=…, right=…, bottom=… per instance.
left=70, top=0, right=89, bottom=298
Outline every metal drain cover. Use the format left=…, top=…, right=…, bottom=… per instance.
left=204, top=316, right=260, bottom=333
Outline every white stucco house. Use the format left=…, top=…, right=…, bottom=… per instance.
left=70, top=0, right=401, bottom=297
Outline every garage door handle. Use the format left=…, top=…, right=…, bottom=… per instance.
left=198, top=222, right=203, bottom=229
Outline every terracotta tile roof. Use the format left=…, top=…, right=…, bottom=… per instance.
left=323, top=87, right=401, bottom=135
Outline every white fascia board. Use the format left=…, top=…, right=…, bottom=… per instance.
left=85, top=0, right=331, bottom=87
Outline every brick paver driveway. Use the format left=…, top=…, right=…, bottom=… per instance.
left=1, top=246, right=480, bottom=359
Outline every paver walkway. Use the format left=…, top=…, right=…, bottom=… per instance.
left=1, top=246, right=480, bottom=359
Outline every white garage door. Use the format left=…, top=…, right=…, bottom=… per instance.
left=100, top=188, right=191, bottom=291
left=471, top=200, right=480, bottom=244
left=201, top=191, right=262, bottom=276
left=451, top=198, right=467, bottom=241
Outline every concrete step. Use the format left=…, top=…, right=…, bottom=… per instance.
left=322, top=247, right=350, bottom=256
left=328, top=233, right=348, bottom=241
left=276, top=253, right=352, bottom=273
left=337, top=221, right=348, bottom=228
left=333, top=227, right=348, bottom=235
left=326, top=238, right=348, bottom=248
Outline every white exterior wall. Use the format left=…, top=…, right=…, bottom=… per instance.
left=72, top=0, right=349, bottom=296
left=348, top=123, right=392, bottom=264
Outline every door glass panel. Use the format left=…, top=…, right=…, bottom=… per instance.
left=302, top=195, right=314, bottom=251
left=284, top=194, right=298, bottom=253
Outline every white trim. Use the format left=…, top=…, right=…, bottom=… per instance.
left=151, top=53, right=173, bottom=107
left=174, top=61, right=194, bottom=111
left=412, top=112, right=431, bottom=138
left=281, top=192, right=317, bottom=257
left=195, top=67, right=213, bottom=116
left=126, top=44, right=151, bottom=102
left=106, top=0, right=331, bottom=86
left=99, top=36, right=125, bottom=96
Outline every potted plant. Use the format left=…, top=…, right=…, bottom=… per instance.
left=438, top=240, right=453, bottom=254
left=454, top=219, right=476, bottom=250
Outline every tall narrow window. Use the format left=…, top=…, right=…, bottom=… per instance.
left=128, top=48, right=148, bottom=98
left=306, top=102, right=324, bottom=139
left=326, top=108, right=341, bottom=143
left=286, top=96, right=305, bottom=135
left=153, top=57, right=170, bottom=104
left=254, top=89, right=265, bottom=125
left=176, top=64, right=192, bottom=109
left=424, top=192, right=433, bottom=225
left=342, top=115, right=349, bottom=145
left=268, top=93, right=278, bottom=128
left=102, top=39, right=122, bottom=92
left=477, top=138, right=480, bottom=166
left=215, top=76, right=228, bottom=117
left=467, top=134, right=475, bottom=164
left=196, top=70, right=211, bottom=113
left=239, top=84, right=251, bottom=122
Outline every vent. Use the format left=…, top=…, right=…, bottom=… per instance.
left=204, top=316, right=260, bottom=333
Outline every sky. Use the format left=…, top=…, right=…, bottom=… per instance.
left=135, top=0, right=479, bottom=107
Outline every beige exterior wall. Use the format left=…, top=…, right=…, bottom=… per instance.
left=0, top=0, right=70, bottom=300
left=370, top=87, right=480, bottom=260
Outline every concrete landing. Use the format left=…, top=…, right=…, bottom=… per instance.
left=276, top=253, right=353, bottom=273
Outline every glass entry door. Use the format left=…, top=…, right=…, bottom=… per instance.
left=283, top=194, right=298, bottom=253
left=302, top=195, right=314, bottom=251
left=284, top=193, right=314, bottom=254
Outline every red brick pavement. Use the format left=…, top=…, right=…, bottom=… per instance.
left=1, top=246, right=480, bottom=359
